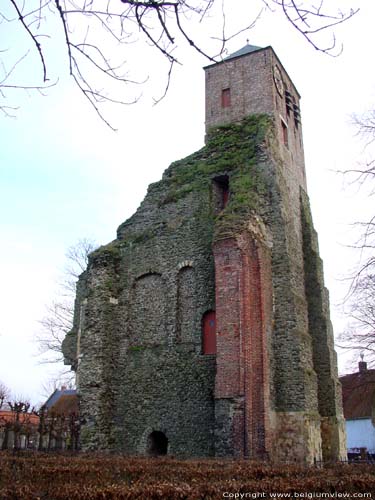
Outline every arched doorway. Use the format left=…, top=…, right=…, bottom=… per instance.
left=147, top=431, right=168, bottom=456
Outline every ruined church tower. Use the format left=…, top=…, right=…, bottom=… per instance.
left=63, top=44, right=346, bottom=463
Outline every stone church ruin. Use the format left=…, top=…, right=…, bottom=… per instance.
left=62, top=44, right=346, bottom=463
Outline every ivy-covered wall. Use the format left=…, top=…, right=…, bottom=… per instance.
left=63, top=115, right=277, bottom=455
left=62, top=60, right=345, bottom=459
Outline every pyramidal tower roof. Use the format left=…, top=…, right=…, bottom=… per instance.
left=224, top=43, right=263, bottom=60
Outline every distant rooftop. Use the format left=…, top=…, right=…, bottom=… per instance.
left=44, top=388, right=77, bottom=409
left=225, top=43, right=263, bottom=61
left=340, top=361, right=375, bottom=420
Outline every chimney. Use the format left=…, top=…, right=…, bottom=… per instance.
left=359, top=353, right=367, bottom=373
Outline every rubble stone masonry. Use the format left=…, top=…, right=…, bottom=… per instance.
left=62, top=45, right=346, bottom=462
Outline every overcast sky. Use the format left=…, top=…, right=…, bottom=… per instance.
left=0, top=0, right=374, bottom=405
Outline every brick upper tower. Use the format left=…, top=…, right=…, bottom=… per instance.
left=204, top=44, right=346, bottom=461
left=63, top=44, right=346, bottom=463
left=205, top=44, right=306, bottom=188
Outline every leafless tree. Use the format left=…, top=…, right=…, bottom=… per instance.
left=0, top=397, right=38, bottom=450
left=0, top=381, right=10, bottom=409
left=260, top=1, right=358, bottom=54
left=0, top=414, right=12, bottom=451
left=40, top=374, right=76, bottom=400
left=62, top=237, right=96, bottom=294
left=7, top=400, right=31, bottom=450
left=0, top=383, right=11, bottom=450
left=340, top=274, right=375, bottom=365
left=36, top=238, right=96, bottom=363
left=1, top=0, right=358, bottom=127
left=35, top=396, right=80, bottom=451
left=338, top=110, right=375, bottom=366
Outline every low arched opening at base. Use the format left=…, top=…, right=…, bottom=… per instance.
left=147, top=431, right=168, bottom=456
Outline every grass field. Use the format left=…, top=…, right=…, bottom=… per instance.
left=0, top=452, right=374, bottom=499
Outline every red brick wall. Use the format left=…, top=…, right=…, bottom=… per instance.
left=205, top=48, right=274, bottom=133
left=213, top=232, right=272, bottom=458
left=214, top=239, right=242, bottom=399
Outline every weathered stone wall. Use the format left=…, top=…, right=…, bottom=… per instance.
left=300, top=189, right=347, bottom=461
left=76, top=250, right=121, bottom=450
left=204, top=46, right=331, bottom=462
left=63, top=45, right=345, bottom=462
left=270, top=411, right=322, bottom=464
left=77, top=188, right=217, bottom=453
left=111, top=181, right=218, bottom=456
left=65, top=116, right=277, bottom=455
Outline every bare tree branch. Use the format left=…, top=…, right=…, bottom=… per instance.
left=339, top=108, right=375, bottom=365
left=0, top=381, right=11, bottom=409
left=261, top=0, right=358, bottom=55
left=9, top=0, right=48, bottom=81
left=40, top=372, right=75, bottom=399
left=1, top=0, right=358, bottom=126
left=36, top=238, right=97, bottom=363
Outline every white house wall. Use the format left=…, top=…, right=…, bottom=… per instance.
left=346, top=418, right=375, bottom=453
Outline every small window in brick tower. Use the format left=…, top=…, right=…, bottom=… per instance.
left=221, top=88, right=231, bottom=108
left=202, top=310, right=216, bottom=355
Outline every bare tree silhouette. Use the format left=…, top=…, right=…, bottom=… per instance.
left=1, top=1, right=358, bottom=127
left=36, top=238, right=96, bottom=363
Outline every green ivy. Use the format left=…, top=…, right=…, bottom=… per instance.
left=161, top=114, right=273, bottom=239
left=128, top=345, right=147, bottom=352
left=89, top=240, right=122, bottom=263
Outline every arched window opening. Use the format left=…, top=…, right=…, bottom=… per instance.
left=147, top=431, right=168, bottom=456
left=202, top=310, right=216, bottom=355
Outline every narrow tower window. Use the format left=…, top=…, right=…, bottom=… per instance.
left=202, top=310, right=216, bottom=355
left=285, top=90, right=293, bottom=117
left=281, top=120, right=288, bottom=148
left=221, top=88, right=231, bottom=108
left=213, top=175, right=229, bottom=212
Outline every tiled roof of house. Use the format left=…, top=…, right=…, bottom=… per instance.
left=49, top=394, right=79, bottom=416
left=340, top=363, right=375, bottom=419
left=44, top=388, right=76, bottom=410
left=0, top=410, right=39, bottom=426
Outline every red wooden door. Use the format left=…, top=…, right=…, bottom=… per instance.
left=202, top=310, right=216, bottom=354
